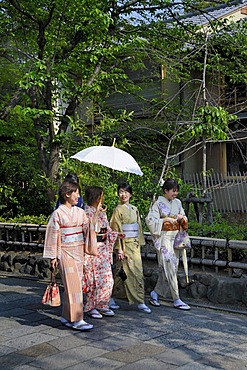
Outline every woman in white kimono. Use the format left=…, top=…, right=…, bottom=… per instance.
left=110, top=182, right=151, bottom=314
left=43, top=181, right=100, bottom=331
left=145, top=178, right=190, bottom=310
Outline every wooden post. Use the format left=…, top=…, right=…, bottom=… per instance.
left=183, top=192, right=213, bottom=224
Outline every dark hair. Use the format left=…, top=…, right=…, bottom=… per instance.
left=64, top=173, right=79, bottom=183
left=59, top=181, right=79, bottom=204
left=117, top=182, right=132, bottom=195
left=162, top=178, right=179, bottom=192
left=85, top=186, right=103, bottom=206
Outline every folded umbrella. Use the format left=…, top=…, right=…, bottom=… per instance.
left=181, top=248, right=189, bottom=284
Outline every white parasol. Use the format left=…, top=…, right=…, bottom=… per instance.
left=70, top=144, right=143, bottom=176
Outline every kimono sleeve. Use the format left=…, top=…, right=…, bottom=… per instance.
left=136, top=207, right=145, bottom=246
left=82, top=211, right=98, bottom=255
left=43, top=212, right=61, bottom=260
left=177, top=199, right=188, bottom=230
left=104, top=213, right=118, bottom=247
left=145, top=201, right=163, bottom=237
left=103, top=213, right=118, bottom=263
left=177, top=199, right=186, bottom=216
left=110, top=207, right=124, bottom=252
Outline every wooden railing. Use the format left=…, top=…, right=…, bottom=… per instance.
left=144, top=232, right=247, bottom=276
left=0, top=223, right=46, bottom=252
left=0, top=223, right=247, bottom=276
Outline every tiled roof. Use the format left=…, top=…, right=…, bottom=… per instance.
left=183, top=0, right=247, bottom=26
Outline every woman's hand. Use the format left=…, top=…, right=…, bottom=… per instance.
left=118, top=232, right=125, bottom=239
left=117, top=250, right=124, bottom=260
left=50, top=258, right=58, bottom=271
left=92, top=202, right=102, bottom=226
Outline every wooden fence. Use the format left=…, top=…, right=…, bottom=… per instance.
left=183, top=172, right=247, bottom=213
left=0, top=223, right=247, bottom=277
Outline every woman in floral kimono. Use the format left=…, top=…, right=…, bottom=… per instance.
left=145, top=178, right=190, bottom=310
left=110, top=182, right=151, bottom=314
left=43, top=181, right=99, bottom=331
left=83, top=186, right=121, bottom=319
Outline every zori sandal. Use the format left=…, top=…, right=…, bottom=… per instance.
left=173, top=299, right=191, bottom=310
left=87, top=308, right=103, bottom=319
left=137, top=304, right=152, bottom=314
left=98, top=308, right=115, bottom=317
left=148, top=298, right=161, bottom=307
left=109, top=298, right=120, bottom=310
left=60, top=317, right=73, bottom=327
left=149, top=290, right=161, bottom=307
left=71, top=320, right=94, bottom=331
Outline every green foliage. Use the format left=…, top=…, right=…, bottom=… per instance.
left=0, top=0, right=197, bottom=174
left=192, top=105, right=237, bottom=140
left=188, top=219, right=246, bottom=241
left=0, top=106, right=52, bottom=217
left=0, top=184, right=18, bottom=213
left=189, top=1, right=228, bottom=10
left=0, top=214, right=49, bottom=225
left=0, top=0, right=247, bottom=218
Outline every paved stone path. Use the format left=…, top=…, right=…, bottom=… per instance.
left=1, top=274, right=247, bottom=370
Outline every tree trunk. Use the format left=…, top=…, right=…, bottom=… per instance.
left=202, top=134, right=207, bottom=195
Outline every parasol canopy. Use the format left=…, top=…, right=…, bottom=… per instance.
left=71, top=145, right=143, bottom=176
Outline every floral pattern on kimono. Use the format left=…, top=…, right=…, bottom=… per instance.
left=146, top=196, right=187, bottom=300
left=145, top=196, right=185, bottom=267
left=83, top=206, right=118, bottom=311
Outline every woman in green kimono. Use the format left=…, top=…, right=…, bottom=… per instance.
left=110, top=182, right=151, bottom=314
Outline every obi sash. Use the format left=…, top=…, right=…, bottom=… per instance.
left=97, top=227, right=107, bottom=242
left=160, top=215, right=179, bottom=231
left=60, top=226, right=84, bottom=243
left=122, top=223, right=139, bottom=238
left=162, top=221, right=179, bottom=231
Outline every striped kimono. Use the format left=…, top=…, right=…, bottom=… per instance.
left=145, top=196, right=186, bottom=301
left=43, top=205, right=97, bottom=322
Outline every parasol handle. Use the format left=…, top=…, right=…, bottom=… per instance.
left=100, top=193, right=107, bottom=212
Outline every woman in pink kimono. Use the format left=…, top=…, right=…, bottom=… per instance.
left=83, top=186, right=121, bottom=319
left=43, top=181, right=99, bottom=331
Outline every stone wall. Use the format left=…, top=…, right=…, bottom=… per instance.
left=1, top=249, right=247, bottom=308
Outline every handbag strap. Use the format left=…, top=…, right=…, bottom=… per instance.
left=50, top=271, right=57, bottom=284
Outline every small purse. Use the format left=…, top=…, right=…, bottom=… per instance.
left=174, top=229, right=191, bottom=249
left=118, top=265, right=127, bottom=281
left=42, top=272, right=61, bottom=306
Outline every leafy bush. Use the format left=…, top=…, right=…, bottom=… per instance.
left=188, top=219, right=246, bottom=241
left=0, top=214, right=49, bottom=225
